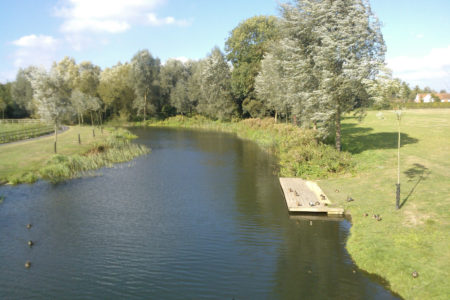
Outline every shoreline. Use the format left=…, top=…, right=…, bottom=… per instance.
left=0, top=126, right=149, bottom=185
left=142, top=111, right=449, bottom=300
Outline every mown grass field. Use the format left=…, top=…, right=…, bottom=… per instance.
left=319, top=109, right=449, bottom=299
left=0, top=126, right=149, bottom=184
left=0, top=126, right=104, bottom=180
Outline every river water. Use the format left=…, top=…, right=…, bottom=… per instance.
left=0, top=127, right=399, bottom=299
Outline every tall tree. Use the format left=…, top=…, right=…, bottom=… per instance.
left=198, top=47, right=236, bottom=120
left=0, top=97, right=6, bottom=119
left=11, top=67, right=36, bottom=117
left=225, top=15, right=279, bottom=117
left=255, top=52, right=289, bottom=122
left=98, top=63, right=135, bottom=120
left=170, top=79, right=192, bottom=115
left=29, top=67, right=72, bottom=153
left=160, top=59, right=188, bottom=104
left=129, top=50, right=160, bottom=121
left=278, top=0, right=385, bottom=150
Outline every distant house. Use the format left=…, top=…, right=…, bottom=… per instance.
left=438, top=93, right=450, bottom=102
left=415, top=93, right=433, bottom=103
left=415, top=93, right=450, bottom=103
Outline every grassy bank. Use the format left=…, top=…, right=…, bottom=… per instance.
left=149, top=110, right=449, bottom=299
left=149, top=115, right=354, bottom=179
left=0, top=126, right=149, bottom=184
left=319, top=109, right=449, bottom=299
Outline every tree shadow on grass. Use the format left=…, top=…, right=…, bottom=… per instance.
left=400, top=164, right=430, bottom=208
left=341, top=123, right=419, bottom=154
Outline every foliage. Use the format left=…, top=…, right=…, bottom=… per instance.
left=198, top=47, right=236, bottom=120
left=98, top=62, right=135, bottom=118
left=11, top=67, right=36, bottom=117
left=262, top=0, right=386, bottom=150
left=129, top=50, right=160, bottom=120
left=225, top=15, right=279, bottom=117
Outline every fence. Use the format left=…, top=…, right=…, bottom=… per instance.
left=0, top=119, right=47, bottom=124
left=0, top=120, right=54, bottom=144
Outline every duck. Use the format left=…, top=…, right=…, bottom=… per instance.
left=26, top=224, right=32, bottom=229
left=364, top=213, right=369, bottom=217
left=294, top=191, right=299, bottom=197
left=376, top=215, right=382, bottom=221
left=335, top=189, right=340, bottom=193
left=28, top=240, right=34, bottom=247
left=412, top=271, right=419, bottom=278
left=315, top=201, right=321, bottom=206
left=309, top=202, right=315, bottom=207
left=346, top=196, right=354, bottom=202
left=320, top=194, right=326, bottom=200
left=25, top=261, right=31, bottom=268
left=289, top=188, right=293, bottom=192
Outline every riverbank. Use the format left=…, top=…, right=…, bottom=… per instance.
left=0, top=126, right=149, bottom=184
left=148, top=116, right=354, bottom=179
left=147, top=109, right=449, bottom=299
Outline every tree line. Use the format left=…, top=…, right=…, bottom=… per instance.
left=0, top=0, right=439, bottom=150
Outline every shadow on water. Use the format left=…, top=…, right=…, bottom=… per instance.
left=400, top=164, right=430, bottom=208
left=341, top=123, right=419, bottom=154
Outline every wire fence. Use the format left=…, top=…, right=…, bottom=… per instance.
left=0, top=119, right=54, bottom=144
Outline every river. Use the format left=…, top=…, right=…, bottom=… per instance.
left=0, top=127, right=399, bottom=299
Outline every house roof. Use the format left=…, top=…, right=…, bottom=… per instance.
left=437, top=93, right=450, bottom=99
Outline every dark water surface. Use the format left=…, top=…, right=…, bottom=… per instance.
left=0, top=128, right=399, bottom=299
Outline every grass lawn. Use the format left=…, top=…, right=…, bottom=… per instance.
left=319, top=109, right=449, bottom=299
left=0, top=126, right=109, bottom=182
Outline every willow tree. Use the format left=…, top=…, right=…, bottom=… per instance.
left=30, top=67, right=72, bottom=153
left=279, top=0, right=385, bottom=150
left=199, top=47, right=236, bottom=120
left=129, top=50, right=160, bottom=121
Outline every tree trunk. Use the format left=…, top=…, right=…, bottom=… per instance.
left=143, top=92, right=147, bottom=122
left=335, top=106, right=341, bottom=152
left=275, top=110, right=278, bottom=123
left=54, top=123, right=58, bottom=154
left=90, top=111, right=93, bottom=126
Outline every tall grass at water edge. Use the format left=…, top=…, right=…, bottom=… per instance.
left=150, top=115, right=354, bottom=179
left=8, top=128, right=149, bottom=184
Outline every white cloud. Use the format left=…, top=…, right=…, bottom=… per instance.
left=147, top=13, right=191, bottom=27
left=12, top=34, right=58, bottom=48
left=387, top=46, right=450, bottom=88
left=11, top=34, right=60, bottom=69
left=54, top=0, right=189, bottom=34
left=415, top=33, right=424, bottom=39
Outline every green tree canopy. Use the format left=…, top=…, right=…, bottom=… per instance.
left=225, top=15, right=279, bottom=117
left=275, top=0, right=385, bottom=150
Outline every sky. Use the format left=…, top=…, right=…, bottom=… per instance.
left=0, top=0, right=449, bottom=91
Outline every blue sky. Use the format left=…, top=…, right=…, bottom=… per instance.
left=1, top=0, right=449, bottom=91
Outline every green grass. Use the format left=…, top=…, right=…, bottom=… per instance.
left=0, top=122, right=54, bottom=143
left=0, top=126, right=149, bottom=184
left=149, top=115, right=354, bottom=179
left=319, top=109, right=449, bottom=299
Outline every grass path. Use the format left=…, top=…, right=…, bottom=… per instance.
left=319, top=109, right=449, bottom=299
